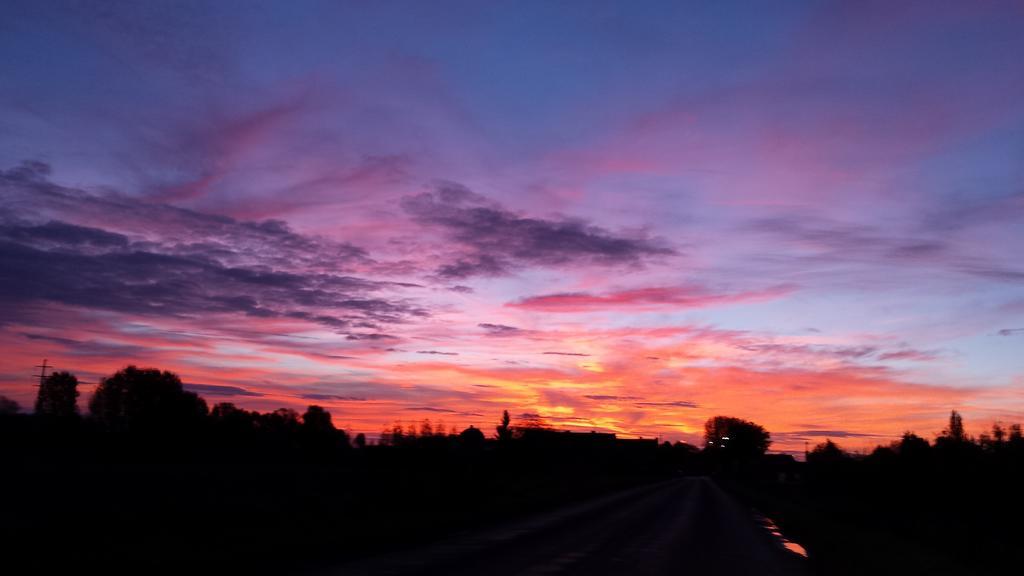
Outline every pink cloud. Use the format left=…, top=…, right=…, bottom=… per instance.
left=507, top=284, right=796, bottom=313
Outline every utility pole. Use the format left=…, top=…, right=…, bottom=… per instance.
left=33, top=358, right=51, bottom=387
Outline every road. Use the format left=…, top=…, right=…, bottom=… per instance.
left=327, top=477, right=809, bottom=576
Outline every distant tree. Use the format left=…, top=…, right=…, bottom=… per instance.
left=210, top=402, right=258, bottom=432
left=515, top=412, right=550, bottom=432
left=420, top=419, right=433, bottom=437
left=496, top=410, right=512, bottom=441
left=302, top=405, right=335, bottom=433
left=807, top=439, right=850, bottom=464
left=897, top=431, right=931, bottom=459
left=703, top=416, right=771, bottom=459
left=941, top=410, right=967, bottom=442
left=0, top=395, right=19, bottom=415
left=459, top=425, right=485, bottom=448
left=869, top=444, right=897, bottom=462
left=991, top=422, right=1006, bottom=443
left=35, top=371, right=79, bottom=418
left=88, top=366, right=207, bottom=430
left=1010, top=423, right=1023, bottom=443
left=390, top=423, right=405, bottom=445
left=354, top=432, right=367, bottom=449
left=261, top=408, right=301, bottom=435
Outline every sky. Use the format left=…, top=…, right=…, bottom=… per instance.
left=1, top=1, right=1023, bottom=453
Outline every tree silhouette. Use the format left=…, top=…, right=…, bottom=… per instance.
left=807, top=439, right=850, bottom=464
left=261, top=408, right=301, bottom=435
left=1010, top=424, right=1023, bottom=444
left=941, top=409, right=967, bottom=442
left=703, top=416, right=771, bottom=460
left=88, top=366, right=208, bottom=430
left=302, top=405, right=335, bottom=433
left=496, top=410, right=512, bottom=441
left=35, top=371, right=79, bottom=418
left=897, top=431, right=931, bottom=460
left=459, top=425, right=485, bottom=448
left=209, top=402, right=259, bottom=435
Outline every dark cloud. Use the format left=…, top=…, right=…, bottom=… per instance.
left=737, top=343, right=878, bottom=359
left=20, top=332, right=149, bottom=358
left=346, top=333, right=399, bottom=341
left=878, top=349, right=939, bottom=361
left=416, top=350, right=459, bottom=356
left=0, top=161, right=427, bottom=332
left=750, top=215, right=1024, bottom=283
left=998, top=328, right=1024, bottom=336
left=437, top=255, right=508, bottom=279
left=403, top=406, right=483, bottom=416
left=736, top=341, right=938, bottom=363
left=584, top=394, right=642, bottom=401
left=184, top=383, right=264, bottom=397
left=922, top=191, right=1024, bottom=234
left=778, top=430, right=882, bottom=440
left=478, top=323, right=522, bottom=336
left=448, top=285, right=474, bottom=294
left=750, top=217, right=950, bottom=263
left=299, top=393, right=368, bottom=401
left=21, top=332, right=80, bottom=347
left=542, top=351, right=591, bottom=357
left=402, top=183, right=673, bottom=278
left=635, top=400, right=698, bottom=408
left=957, top=264, right=1024, bottom=282
left=0, top=220, right=129, bottom=250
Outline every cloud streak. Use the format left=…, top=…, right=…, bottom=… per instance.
left=509, top=284, right=796, bottom=313
left=0, top=162, right=427, bottom=334
left=403, top=183, right=673, bottom=278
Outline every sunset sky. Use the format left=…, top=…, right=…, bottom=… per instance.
left=2, top=1, right=1023, bottom=453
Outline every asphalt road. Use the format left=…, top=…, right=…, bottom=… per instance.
left=329, top=477, right=809, bottom=576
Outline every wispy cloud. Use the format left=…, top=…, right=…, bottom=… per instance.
left=184, top=383, right=264, bottom=397
left=509, top=284, right=796, bottom=312
left=478, top=323, right=523, bottom=336
left=402, top=183, right=673, bottom=278
left=0, top=162, right=426, bottom=334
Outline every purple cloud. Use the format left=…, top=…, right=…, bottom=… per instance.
left=402, top=183, right=673, bottom=278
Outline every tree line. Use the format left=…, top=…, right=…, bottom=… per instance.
left=0, top=365, right=686, bottom=574
left=737, top=410, right=1024, bottom=575
left=4, top=364, right=1021, bottom=574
